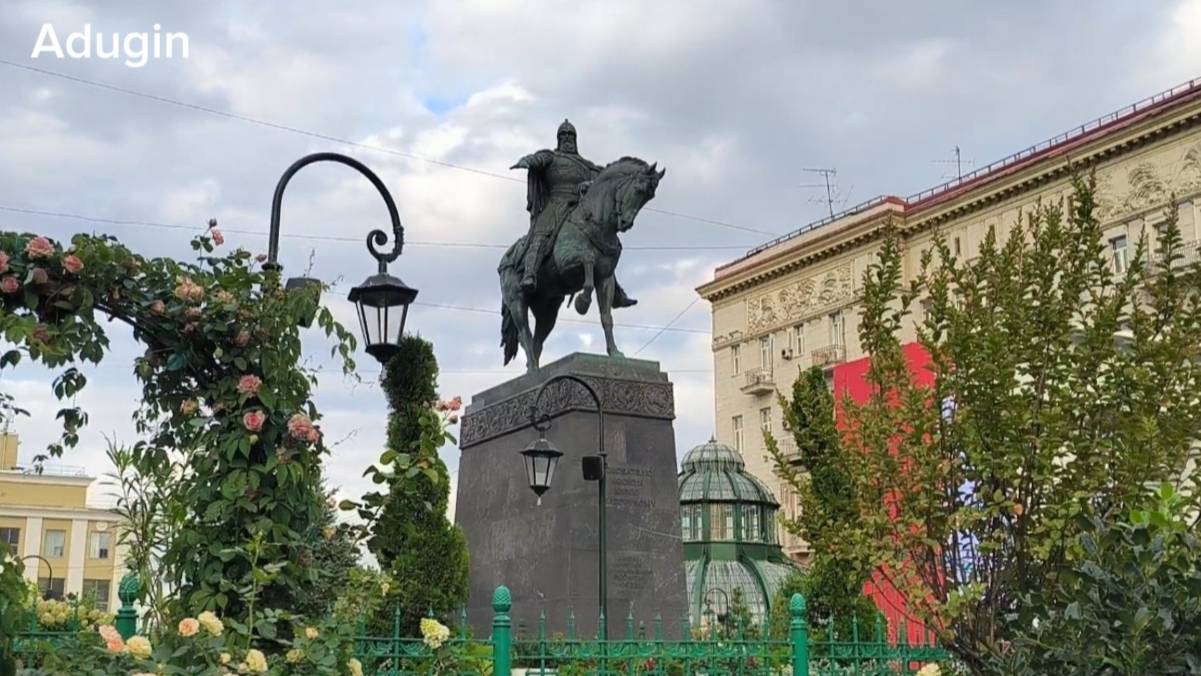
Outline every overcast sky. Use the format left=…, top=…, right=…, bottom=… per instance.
left=1, top=1, right=1198, bottom=512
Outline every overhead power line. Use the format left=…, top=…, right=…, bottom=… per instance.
left=0, top=204, right=750, bottom=252
left=633, top=297, right=703, bottom=355
left=0, top=58, right=777, bottom=236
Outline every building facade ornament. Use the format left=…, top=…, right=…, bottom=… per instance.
left=745, top=263, right=854, bottom=334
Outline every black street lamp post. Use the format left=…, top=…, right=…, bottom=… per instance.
left=522, top=374, right=609, bottom=633
left=21, top=554, right=54, bottom=598
left=265, top=152, right=418, bottom=365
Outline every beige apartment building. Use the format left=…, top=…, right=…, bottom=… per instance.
left=697, top=79, right=1201, bottom=563
left=0, top=433, right=125, bottom=610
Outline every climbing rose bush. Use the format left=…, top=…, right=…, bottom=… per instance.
left=0, top=229, right=359, bottom=625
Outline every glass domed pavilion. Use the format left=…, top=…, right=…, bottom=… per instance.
left=678, top=438, right=800, bottom=625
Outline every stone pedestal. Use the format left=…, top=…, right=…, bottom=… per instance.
left=455, top=353, right=687, bottom=638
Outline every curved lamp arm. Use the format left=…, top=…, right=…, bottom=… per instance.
left=20, top=554, right=54, bottom=587
left=527, top=374, right=605, bottom=458
left=267, top=152, right=404, bottom=274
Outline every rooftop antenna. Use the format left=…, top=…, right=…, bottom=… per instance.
left=933, top=145, right=974, bottom=181
left=800, top=168, right=846, bottom=218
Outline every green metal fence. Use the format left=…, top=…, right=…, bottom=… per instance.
left=13, top=586, right=947, bottom=674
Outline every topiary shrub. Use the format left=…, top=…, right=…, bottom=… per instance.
left=364, top=336, right=468, bottom=634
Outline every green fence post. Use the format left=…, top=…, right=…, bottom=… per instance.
left=790, top=593, right=808, bottom=676
left=492, top=586, right=512, bottom=676
left=114, top=572, right=140, bottom=640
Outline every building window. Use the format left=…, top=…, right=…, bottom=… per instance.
left=759, top=335, right=773, bottom=370
left=759, top=407, right=772, bottom=436
left=743, top=505, right=761, bottom=542
left=0, top=527, right=18, bottom=549
left=38, top=577, right=65, bottom=600
left=1111, top=235, right=1129, bottom=273
left=42, top=530, right=66, bottom=558
left=732, top=416, right=744, bottom=452
left=82, top=579, right=111, bottom=612
left=792, top=324, right=804, bottom=356
left=730, top=344, right=741, bottom=375
left=953, top=236, right=962, bottom=257
left=681, top=507, right=693, bottom=540
left=89, top=531, right=111, bottom=560
left=829, top=310, right=845, bottom=346
left=710, top=504, right=734, bottom=540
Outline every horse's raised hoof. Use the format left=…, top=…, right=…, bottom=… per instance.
left=574, top=293, right=592, bottom=315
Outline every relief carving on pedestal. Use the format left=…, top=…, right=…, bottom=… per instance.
left=460, top=375, right=675, bottom=448
left=746, top=264, right=853, bottom=333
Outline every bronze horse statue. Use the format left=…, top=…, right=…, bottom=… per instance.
left=500, top=156, right=664, bottom=371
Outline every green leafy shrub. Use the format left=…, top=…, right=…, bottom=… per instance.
left=1003, top=484, right=1201, bottom=674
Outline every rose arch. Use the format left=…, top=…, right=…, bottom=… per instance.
left=0, top=227, right=361, bottom=619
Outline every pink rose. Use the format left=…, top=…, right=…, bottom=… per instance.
left=174, top=277, right=205, bottom=303
left=306, top=427, right=321, bottom=444
left=237, top=375, right=262, bottom=396
left=0, top=251, right=8, bottom=274
left=30, top=324, right=50, bottom=344
left=29, top=267, right=48, bottom=285
left=233, top=330, right=251, bottom=348
left=243, top=410, right=266, bottom=433
left=287, top=413, right=315, bottom=441
left=24, top=236, right=54, bottom=259
left=1, top=276, right=18, bottom=294
left=149, top=300, right=166, bottom=315
left=63, top=254, right=84, bottom=274
left=450, top=395, right=463, bottom=412
left=211, top=228, right=225, bottom=246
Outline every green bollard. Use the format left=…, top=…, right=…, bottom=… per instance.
left=790, top=593, right=808, bottom=676
left=491, top=586, right=512, bottom=676
left=114, top=573, right=141, bottom=641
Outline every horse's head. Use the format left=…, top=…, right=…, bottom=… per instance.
left=583, top=157, right=666, bottom=233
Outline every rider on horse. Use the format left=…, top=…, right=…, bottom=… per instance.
left=511, top=119, right=637, bottom=308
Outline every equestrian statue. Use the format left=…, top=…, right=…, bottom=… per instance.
left=500, top=119, right=664, bottom=371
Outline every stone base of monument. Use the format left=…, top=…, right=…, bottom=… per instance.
left=455, top=353, right=687, bottom=638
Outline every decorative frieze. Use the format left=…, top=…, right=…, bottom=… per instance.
left=745, top=264, right=854, bottom=334
left=460, top=374, right=675, bottom=448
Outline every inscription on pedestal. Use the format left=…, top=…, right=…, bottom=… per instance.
left=609, top=465, right=656, bottom=509
left=611, top=554, right=654, bottom=600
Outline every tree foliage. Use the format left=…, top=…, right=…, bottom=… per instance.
left=795, top=176, right=1201, bottom=670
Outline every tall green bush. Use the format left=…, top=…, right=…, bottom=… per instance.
left=766, top=367, right=879, bottom=639
left=365, top=336, right=468, bottom=634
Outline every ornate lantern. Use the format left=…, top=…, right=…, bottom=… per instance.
left=347, top=272, right=418, bottom=365
left=521, top=432, right=563, bottom=505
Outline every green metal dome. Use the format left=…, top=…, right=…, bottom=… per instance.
left=679, top=439, right=779, bottom=506
left=678, top=438, right=799, bottom=626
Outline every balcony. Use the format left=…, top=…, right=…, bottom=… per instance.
left=741, top=367, right=776, bottom=395
left=811, top=343, right=847, bottom=370
left=1150, top=240, right=1201, bottom=271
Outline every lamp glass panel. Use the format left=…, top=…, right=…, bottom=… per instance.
left=544, top=453, right=558, bottom=488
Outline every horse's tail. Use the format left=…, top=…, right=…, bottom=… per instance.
left=501, top=301, right=518, bottom=365
left=499, top=239, right=522, bottom=366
